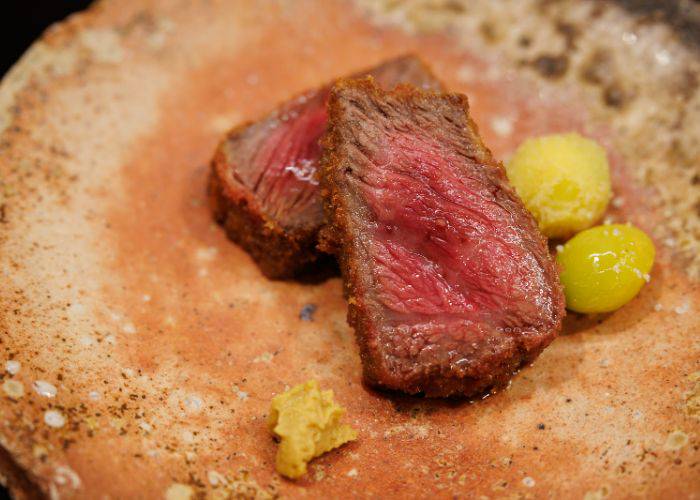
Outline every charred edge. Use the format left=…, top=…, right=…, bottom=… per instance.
left=364, top=335, right=548, bottom=399
left=319, top=77, right=366, bottom=309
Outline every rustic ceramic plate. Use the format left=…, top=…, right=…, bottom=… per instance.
left=0, top=1, right=698, bottom=498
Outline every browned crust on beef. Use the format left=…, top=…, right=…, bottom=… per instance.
left=319, top=78, right=564, bottom=397
left=209, top=142, right=328, bottom=279
left=209, top=55, right=442, bottom=280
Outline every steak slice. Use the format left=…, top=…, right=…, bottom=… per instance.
left=209, top=55, right=441, bottom=279
left=319, top=79, right=565, bottom=397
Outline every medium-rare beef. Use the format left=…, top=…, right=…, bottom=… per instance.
left=319, top=79, right=565, bottom=397
left=209, top=55, right=441, bottom=279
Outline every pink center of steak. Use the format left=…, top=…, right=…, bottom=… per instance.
left=360, top=132, right=553, bottom=334
left=248, top=94, right=328, bottom=223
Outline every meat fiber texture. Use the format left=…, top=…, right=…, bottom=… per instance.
left=319, top=78, right=565, bottom=397
left=209, top=55, right=441, bottom=279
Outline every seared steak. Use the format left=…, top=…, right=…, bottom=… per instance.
left=209, top=55, right=441, bottom=279
left=319, top=79, right=565, bottom=397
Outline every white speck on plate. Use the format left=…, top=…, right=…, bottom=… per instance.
left=655, top=49, right=671, bottom=66
left=522, top=476, right=535, bottom=487
left=195, top=247, right=218, bottom=262
left=653, top=303, right=663, bottom=312
left=88, top=390, right=101, bottom=400
left=490, top=116, right=514, bottom=137
left=181, top=429, right=195, bottom=443
left=122, top=322, right=136, bottom=334
left=384, top=422, right=431, bottom=441
left=147, top=31, right=167, bottom=49
left=79, top=28, right=125, bottom=64
left=165, top=483, right=194, bottom=500
left=622, top=32, right=637, bottom=45
left=54, top=465, right=81, bottom=489
left=3, top=380, right=24, bottom=399
left=184, top=395, right=203, bottom=412
left=142, top=294, right=151, bottom=302
left=68, top=302, right=86, bottom=315
left=663, top=430, right=689, bottom=451
left=207, top=470, right=226, bottom=486
left=253, top=352, right=274, bottom=363
left=79, top=335, right=94, bottom=346
left=232, top=384, right=249, bottom=400
left=346, top=468, right=358, bottom=478
left=675, top=301, right=691, bottom=315
left=44, top=410, right=66, bottom=428
left=34, top=380, right=57, bottom=398
left=146, top=18, right=174, bottom=50
left=5, top=360, right=20, bottom=375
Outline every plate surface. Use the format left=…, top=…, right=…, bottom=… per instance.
left=0, top=1, right=698, bottom=498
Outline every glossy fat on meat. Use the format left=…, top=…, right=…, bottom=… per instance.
left=320, top=78, right=565, bottom=397
left=209, top=55, right=442, bottom=279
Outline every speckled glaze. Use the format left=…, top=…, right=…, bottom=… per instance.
left=0, top=1, right=698, bottom=498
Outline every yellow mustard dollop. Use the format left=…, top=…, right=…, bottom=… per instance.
left=268, top=380, right=357, bottom=479
left=507, top=132, right=611, bottom=239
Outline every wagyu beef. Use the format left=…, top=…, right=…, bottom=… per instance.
left=319, top=79, right=565, bottom=397
left=209, top=55, right=441, bottom=279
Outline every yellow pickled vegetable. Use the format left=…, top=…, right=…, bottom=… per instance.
left=268, top=380, right=357, bottom=479
left=556, top=224, right=655, bottom=313
left=507, top=133, right=612, bottom=239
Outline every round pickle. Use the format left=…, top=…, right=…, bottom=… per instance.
left=556, top=224, right=655, bottom=313
left=507, top=133, right=611, bottom=239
